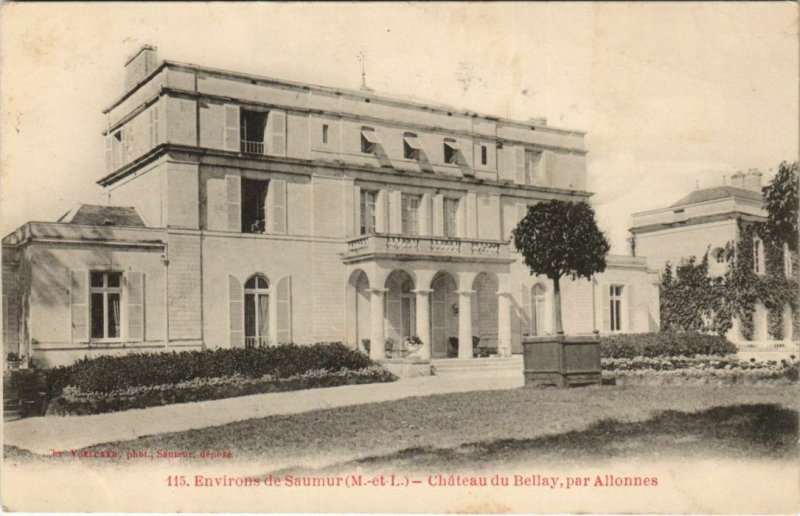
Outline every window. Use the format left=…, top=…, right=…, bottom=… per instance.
left=240, top=109, right=267, bottom=154
left=480, top=145, right=488, bottom=166
left=753, top=238, right=765, bottom=274
left=399, top=277, right=416, bottom=340
left=443, top=198, right=459, bottom=238
left=241, top=178, right=269, bottom=233
left=443, top=138, right=460, bottom=164
left=361, top=127, right=381, bottom=154
left=531, top=284, right=547, bottom=336
left=90, top=271, right=122, bottom=340
left=784, top=242, right=793, bottom=278
left=609, top=285, right=624, bottom=332
left=360, top=190, right=377, bottom=235
left=244, top=274, right=270, bottom=348
left=524, top=149, right=542, bottom=184
left=401, top=194, right=421, bottom=235
left=322, top=124, right=329, bottom=144
left=403, top=132, right=424, bottom=160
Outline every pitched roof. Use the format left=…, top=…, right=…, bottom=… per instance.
left=670, top=186, right=762, bottom=208
left=58, top=204, right=146, bottom=227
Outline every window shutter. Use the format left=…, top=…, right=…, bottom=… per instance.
left=514, top=146, right=525, bottom=184
left=626, top=285, right=636, bottom=333
left=419, top=194, right=431, bottom=236
left=70, top=270, right=89, bottom=343
left=223, top=104, right=240, bottom=152
left=432, top=194, right=444, bottom=236
left=521, top=285, right=531, bottom=336
left=225, top=175, right=241, bottom=232
left=105, top=136, right=113, bottom=174
left=270, top=179, right=287, bottom=234
left=353, top=186, right=361, bottom=236
left=276, top=276, right=292, bottom=344
left=390, top=191, right=402, bottom=234
left=228, top=274, right=244, bottom=348
left=268, top=110, right=287, bottom=157
left=456, top=196, right=467, bottom=238
left=498, top=147, right=514, bottom=182
left=127, top=271, right=145, bottom=342
left=601, top=286, right=610, bottom=332
left=466, top=192, right=477, bottom=238
left=375, top=190, right=387, bottom=233
left=543, top=151, right=555, bottom=186
left=149, top=104, right=161, bottom=148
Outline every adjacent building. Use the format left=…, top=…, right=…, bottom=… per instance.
left=3, top=46, right=659, bottom=368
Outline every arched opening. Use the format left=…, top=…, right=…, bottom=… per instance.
left=244, top=274, right=270, bottom=348
left=385, top=270, right=416, bottom=345
left=431, top=271, right=459, bottom=358
left=346, top=270, right=371, bottom=352
left=472, top=272, right=499, bottom=352
left=531, top=283, right=549, bottom=336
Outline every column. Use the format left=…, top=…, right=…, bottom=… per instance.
left=414, top=289, right=432, bottom=360
left=369, top=288, right=387, bottom=361
left=457, top=290, right=474, bottom=359
left=497, top=292, right=512, bottom=357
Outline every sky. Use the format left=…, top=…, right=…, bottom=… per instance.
left=1, top=3, right=797, bottom=253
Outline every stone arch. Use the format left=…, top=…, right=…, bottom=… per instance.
left=244, top=273, right=271, bottom=348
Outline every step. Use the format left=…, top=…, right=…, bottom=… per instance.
left=431, top=357, right=524, bottom=376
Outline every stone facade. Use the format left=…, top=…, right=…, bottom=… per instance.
left=3, top=47, right=659, bottom=367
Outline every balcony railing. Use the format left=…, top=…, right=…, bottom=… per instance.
left=344, top=233, right=511, bottom=263
left=245, top=336, right=271, bottom=348
left=241, top=140, right=265, bottom=155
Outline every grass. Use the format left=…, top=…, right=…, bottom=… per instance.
left=6, top=384, right=798, bottom=470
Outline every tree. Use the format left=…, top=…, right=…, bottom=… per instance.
left=512, top=200, right=610, bottom=334
left=762, top=161, right=799, bottom=251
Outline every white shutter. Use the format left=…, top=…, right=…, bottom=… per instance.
left=353, top=186, right=362, bottom=236
left=225, top=175, right=241, bottom=232
left=432, top=194, right=444, bottom=236
left=521, top=285, right=531, bottom=336
left=105, top=135, right=113, bottom=174
left=390, top=191, right=402, bottom=234
left=229, top=275, right=244, bottom=348
left=498, top=146, right=514, bottom=182
left=270, top=179, right=287, bottom=234
left=149, top=104, right=161, bottom=148
left=127, top=272, right=144, bottom=342
left=543, top=151, right=555, bottom=186
left=70, top=270, right=89, bottom=343
left=419, top=194, right=431, bottom=236
left=223, top=104, right=240, bottom=152
left=456, top=196, right=467, bottom=238
left=466, top=192, right=477, bottom=238
left=602, top=286, right=610, bottom=332
left=276, top=276, right=292, bottom=344
left=267, top=110, right=287, bottom=157
left=376, top=189, right=387, bottom=233
left=514, top=146, right=525, bottom=184
left=626, top=285, right=636, bottom=333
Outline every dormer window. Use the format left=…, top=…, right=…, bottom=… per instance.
left=403, top=132, right=424, bottom=160
left=361, top=127, right=381, bottom=154
left=444, top=138, right=461, bottom=164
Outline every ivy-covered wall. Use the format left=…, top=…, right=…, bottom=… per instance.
left=660, top=218, right=798, bottom=340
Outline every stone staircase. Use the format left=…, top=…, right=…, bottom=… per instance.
left=431, top=355, right=523, bottom=377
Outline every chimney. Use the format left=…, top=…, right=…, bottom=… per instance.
left=744, top=169, right=762, bottom=192
left=124, top=45, right=159, bottom=91
left=730, top=171, right=746, bottom=189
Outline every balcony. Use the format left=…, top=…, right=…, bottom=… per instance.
left=343, top=234, right=513, bottom=264
left=241, top=139, right=265, bottom=155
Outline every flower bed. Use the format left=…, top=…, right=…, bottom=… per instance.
left=46, top=366, right=396, bottom=416
left=602, top=355, right=798, bottom=385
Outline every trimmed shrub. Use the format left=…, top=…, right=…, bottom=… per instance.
left=45, top=342, right=379, bottom=396
left=600, top=332, right=737, bottom=359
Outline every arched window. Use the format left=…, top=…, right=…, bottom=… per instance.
left=244, top=274, right=270, bottom=348
left=753, top=238, right=765, bottom=275
left=531, top=283, right=548, bottom=336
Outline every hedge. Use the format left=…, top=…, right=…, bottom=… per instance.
left=45, top=342, right=379, bottom=397
left=600, top=332, right=737, bottom=359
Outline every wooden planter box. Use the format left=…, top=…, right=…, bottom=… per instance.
left=522, top=334, right=601, bottom=387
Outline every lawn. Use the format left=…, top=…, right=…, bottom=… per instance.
left=19, top=383, right=791, bottom=472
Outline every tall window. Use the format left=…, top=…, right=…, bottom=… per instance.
left=322, top=124, right=329, bottom=144
left=244, top=274, right=270, bottom=348
left=400, top=277, right=416, bottom=340
left=241, top=178, right=269, bottom=233
left=401, top=194, right=421, bottom=235
left=609, top=285, right=624, bottom=332
left=360, top=190, right=377, bottom=235
left=480, top=145, right=488, bottom=166
left=240, top=109, right=267, bottom=154
left=753, top=238, right=764, bottom=274
left=443, top=198, right=459, bottom=238
left=90, top=271, right=122, bottom=340
left=531, top=284, right=547, bottom=336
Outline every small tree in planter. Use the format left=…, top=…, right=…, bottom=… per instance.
left=512, top=200, right=610, bottom=386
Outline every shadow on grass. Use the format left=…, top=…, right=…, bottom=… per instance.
left=286, top=403, right=798, bottom=474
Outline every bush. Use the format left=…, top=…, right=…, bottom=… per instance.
left=600, top=332, right=737, bottom=359
left=45, top=342, right=378, bottom=396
